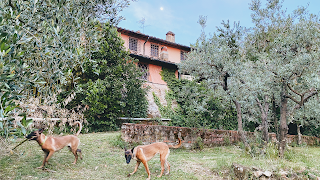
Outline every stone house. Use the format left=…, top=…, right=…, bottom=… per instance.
left=117, top=27, right=191, bottom=118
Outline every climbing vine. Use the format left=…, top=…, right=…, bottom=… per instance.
left=152, top=92, right=175, bottom=119
left=159, top=67, right=237, bottom=130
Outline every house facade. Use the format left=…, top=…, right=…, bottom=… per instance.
left=117, top=27, right=191, bottom=118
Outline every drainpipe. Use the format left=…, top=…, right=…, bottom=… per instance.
left=143, top=36, right=150, bottom=55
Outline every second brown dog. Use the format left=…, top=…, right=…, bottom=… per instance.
left=125, top=138, right=182, bottom=180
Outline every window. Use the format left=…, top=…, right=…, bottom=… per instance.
left=151, top=44, right=159, bottom=57
left=129, top=37, right=138, bottom=51
left=180, top=51, right=186, bottom=61
left=138, top=63, right=149, bottom=81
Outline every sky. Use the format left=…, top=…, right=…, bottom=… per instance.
left=118, top=0, right=320, bottom=47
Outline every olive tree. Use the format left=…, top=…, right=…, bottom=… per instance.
left=181, top=0, right=320, bottom=157
left=246, top=0, right=320, bottom=156
left=179, top=18, right=250, bottom=147
left=0, top=0, right=134, bottom=137
left=0, top=0, right=132, bottom=96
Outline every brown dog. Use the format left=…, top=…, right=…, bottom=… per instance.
left=125, top=138, right=182, bottom=180
left=26, top=121, right=82, bottom=169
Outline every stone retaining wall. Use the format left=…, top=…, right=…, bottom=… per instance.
left=121, top=123, right=320, bottom=148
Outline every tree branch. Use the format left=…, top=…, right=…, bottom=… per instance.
left=302, top=90, right=318, bottom=104
left=256, top=98, right=264, bottom=114
left=264, top=95, right=269, bottom=113
left=285, top=94, right=300, bottom=104
left=287, top=83, right=302, bottom=97
left=221, top=71, right=230, bottom=91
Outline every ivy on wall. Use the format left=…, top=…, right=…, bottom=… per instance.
left=152, top=92, right=175, bottom=119
left=158, top=67, right=237, bottom=130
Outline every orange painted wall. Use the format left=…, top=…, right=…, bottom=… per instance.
left=120, top=34, right=130, bottom=51
left=119, top=33, right=182, bottom=63
left=120, top=34, right=144, bottom=54
left=119, top=33, right=180, bottom=85
left=144, top=42, right=181, bottom=63
left=166, top=46, right=181, bottom=64
left=148, top=64, right=165, bottom=84
left=148, top=64, right=178, bottom=85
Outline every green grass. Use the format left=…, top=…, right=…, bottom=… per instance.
left=1, top=132, right=320, bottom=179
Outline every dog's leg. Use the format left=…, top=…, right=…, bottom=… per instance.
left=158, top=155, right=166, bottom=178
left=72, top=149, right=78, bottom=164
left=165, top=160, right=170, bottom=175
left=68, top=145, right=79, bottom=164
left=77, top=149, right=83, bottom=160
left=37, top=151, right=49, bottom=169
left=142, top=160, right=151, bottom=180
left=45, top=151, right=55, bottom=164
left=128, top=161, right=141, bottom=177
left=165, top=149, right=170, bottom=175
left=38, top=151, right=54, bottom=169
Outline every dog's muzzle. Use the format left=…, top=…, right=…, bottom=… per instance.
left=26, top=134, right=37, bottom=140
left=125, top=155, right=132, bottom=164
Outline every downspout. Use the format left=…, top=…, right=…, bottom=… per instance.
left=143, top=36, right=150, bottom=55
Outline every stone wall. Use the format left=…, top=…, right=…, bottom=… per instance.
left=121, top=123, right=252, bottom=149
left=145, top=82, right=167, bottom=118
left=145, top=82, right=177, bottom=118
left=287, top=134, right=320, bottom=146
left=121, top=123, right=320, bottom=148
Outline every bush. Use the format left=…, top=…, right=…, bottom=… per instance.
left=60, top=24, right=148, bottom=132
left=160, top=67, right=237, bottom=130
left=192, top=136, right=204, bottom=150
left=109, top=134, right=128, bottom=149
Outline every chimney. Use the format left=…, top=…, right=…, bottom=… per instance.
left=160, top=46, right=168, bottom=61
left=166, top=31, right=175, bottom=43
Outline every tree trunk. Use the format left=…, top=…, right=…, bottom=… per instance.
left=297, top=125, right=302, bottom=145
left=272, top=95, right=279, bottom=140
left=279, top=81, right=288, bottom=157
left=233, top=100, right=248, bottom=148
left=256, top=95, right=269, bottom=143
left=262, top=113, right=269, bottom=143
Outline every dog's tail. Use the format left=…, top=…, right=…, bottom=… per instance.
left=74, top=121, right=82, bottom=136
left=168, top=138, right=182, bottom=149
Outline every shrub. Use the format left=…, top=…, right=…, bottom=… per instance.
left=192, top=136, right=204, bottom=150
left=60, top=24, right=148, bottom=132
left=160, top=67, right=237, bottom=130
left=109, top=134, right=128, bottom=149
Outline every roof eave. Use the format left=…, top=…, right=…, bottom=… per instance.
left=117, top=27, right=191, bottom=51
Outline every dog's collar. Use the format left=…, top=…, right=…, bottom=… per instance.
left=39, top=136, right=47, bottom=146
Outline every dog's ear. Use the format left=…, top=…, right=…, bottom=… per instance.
left=38, top=129, right=44, bottom=134
left=131, top=147, right=135, bottom=153
left=124, top=147, right=127, bottom=151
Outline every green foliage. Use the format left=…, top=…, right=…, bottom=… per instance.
left=223, top=133, right=231, bottom=146
left=0, top=0, right=135, bottom=137
left=301, top=125, right=320, bottom=138
left=152, top=92, right=175, bottom=119
left=178, top=0, right=320, bottom=149
left=192, top=136, right=204, bottom=151
left=0, top=0, right=132, bottom=97
left=0, top=32, right=31, bottom=139
left=246, top=0, right=320, bottom=154
left=64, top=24, right=148, bottom=132
left=0, top=94, right=33, bottom=139
left=109, top=134, right=128, bottom=149
left=160, top=67, right=237, bottom=130
left=15, top=113, right=33, bottom=136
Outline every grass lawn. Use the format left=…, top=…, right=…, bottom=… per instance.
left=1, top=131, right=320, bottom=179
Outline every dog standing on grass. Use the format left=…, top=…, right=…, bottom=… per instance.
left=125, top=138, right=182, bottom=180
left=26, top=121, right=83, bottom=169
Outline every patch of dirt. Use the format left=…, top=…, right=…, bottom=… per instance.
left=180, top=160, right=224, bottom=180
